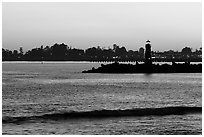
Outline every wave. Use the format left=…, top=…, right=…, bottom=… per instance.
left=3, top=106, right=201, bottom=124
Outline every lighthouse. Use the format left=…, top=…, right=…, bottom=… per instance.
left=145, top=40, right=152, bottom=65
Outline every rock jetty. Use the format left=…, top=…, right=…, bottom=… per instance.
left=82, top=62, right=202, bottom=73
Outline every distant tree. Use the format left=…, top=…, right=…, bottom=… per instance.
left=13, top=50, right=18, bottom=55
left=2, top=48, right=13, bottom=61
left=113, top=44, right=119, bottom=52
left=181, top=47, right=192, bottom=54
left=51, top=43, right=68, bottom=60
left=19, top=47, right=23, bottom=55
left=13, top=50, right=19, bottom=59
left=85, top=47, right=98, bottom=60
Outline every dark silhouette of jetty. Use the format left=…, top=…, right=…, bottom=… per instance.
left=82, top=40, right=202, bottom=73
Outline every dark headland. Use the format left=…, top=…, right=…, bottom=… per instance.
left=82, top=61, right=201, bottom=73
left=82, top=40, right=202, bottom=73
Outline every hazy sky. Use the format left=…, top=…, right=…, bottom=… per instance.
left=2, top=2, right=202, bottom=52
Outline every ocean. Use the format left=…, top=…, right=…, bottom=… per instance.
left=2, top=62, right=202, bottom=135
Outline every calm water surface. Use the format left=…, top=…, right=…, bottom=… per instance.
left=2, top=62, right=202, bottom=135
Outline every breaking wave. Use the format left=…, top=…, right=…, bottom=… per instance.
left=3, top=106, right=201, bottom=124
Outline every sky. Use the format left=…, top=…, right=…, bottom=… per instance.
left=2, top=2, right=202, bottom=52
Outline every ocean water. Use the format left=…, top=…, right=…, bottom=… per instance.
left=2, top=62, right=202, bottom=135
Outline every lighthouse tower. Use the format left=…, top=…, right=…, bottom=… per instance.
left=145, top=40, right=152, bottom=65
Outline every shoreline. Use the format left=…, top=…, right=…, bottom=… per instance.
left=2, top=61, right=203, bottom=65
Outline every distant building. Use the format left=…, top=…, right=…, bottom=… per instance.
left=145, top=40, right=152, bottom=65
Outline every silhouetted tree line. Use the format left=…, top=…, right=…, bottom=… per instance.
left=2, top=43, right=202, bottom=62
